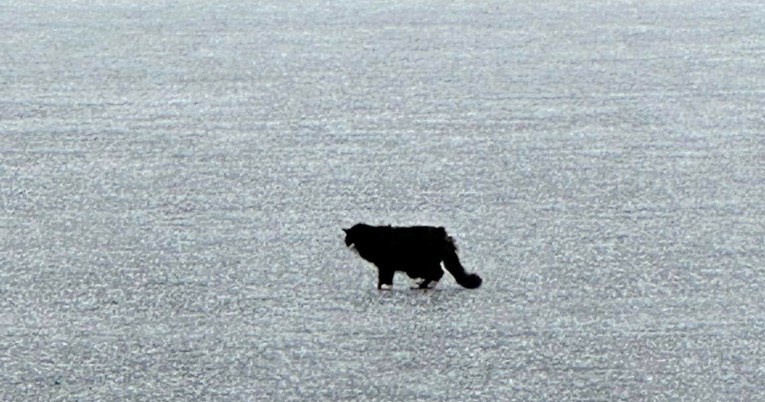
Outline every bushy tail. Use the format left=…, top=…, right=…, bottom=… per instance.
left=442, top=236, right=482, bottom=289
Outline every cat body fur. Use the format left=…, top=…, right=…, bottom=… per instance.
left=343, top=223, right=482, bottom=290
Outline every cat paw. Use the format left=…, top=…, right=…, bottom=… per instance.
left=410, top=278, right=425, bottom=289
left=379, top=284, right=392, bottom=291
left=411, top=280, right=439, bottom=290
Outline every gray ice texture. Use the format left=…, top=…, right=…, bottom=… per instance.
left=1, top=1, right=764, bottom=401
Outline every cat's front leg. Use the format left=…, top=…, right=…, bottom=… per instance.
left=377, top=267, right=394, bottom=290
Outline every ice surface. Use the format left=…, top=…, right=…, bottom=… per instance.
left=1, top=0, right=764, bottom=400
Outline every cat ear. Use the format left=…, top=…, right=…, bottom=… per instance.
left=342, top=228, right=349, bottom=233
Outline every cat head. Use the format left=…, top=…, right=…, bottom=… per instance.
left=342, top=223, right=369, bottom=248
left=342, top=226, right=356, bottom=248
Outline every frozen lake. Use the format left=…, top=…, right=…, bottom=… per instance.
left=2, top=0, right=764, bottom=400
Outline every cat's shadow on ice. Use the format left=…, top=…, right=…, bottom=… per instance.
left=346, top=282, right=474, bottom=311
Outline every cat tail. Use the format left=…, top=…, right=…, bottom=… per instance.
left=442, top=235, right=482, bottom=289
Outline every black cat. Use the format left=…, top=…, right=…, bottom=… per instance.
left=343, top=223, right=482, bottom=290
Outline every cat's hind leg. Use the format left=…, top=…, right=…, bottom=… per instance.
left=417, top=265, right=444, bottom=289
